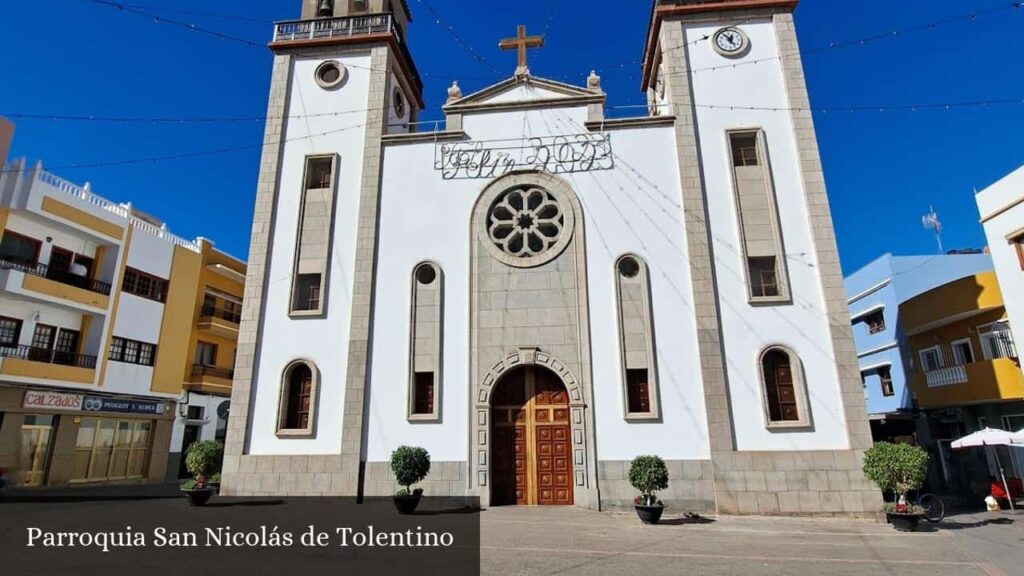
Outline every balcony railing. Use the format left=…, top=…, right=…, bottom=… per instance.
left=273, top=13, right=397, bottom=43
left=191, top=364, right=234, bottom=380
left=0, top=345, right=98, bottom=369
left=924, top=365, right=968, bottom=388
left=200, top=305, right=241, bottom=324
left=0, top=255, right=112, bottom=296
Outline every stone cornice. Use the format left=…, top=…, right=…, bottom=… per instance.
left=584, top=115, right=676, bottom=130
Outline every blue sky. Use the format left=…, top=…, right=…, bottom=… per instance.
left=1, top=0, right=1021, bottom=274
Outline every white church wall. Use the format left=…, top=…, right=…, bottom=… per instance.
left=367, top=103, right=711, bottom=462
left=563, top=126, right=711, bottom=461
left=247, top=52, right=373, bottom=455
left=685, top=19, right=850, bottom=451
left=370, top=142, right=472, bottom=462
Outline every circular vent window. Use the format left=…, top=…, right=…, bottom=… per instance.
left=315, top=61, right=347, bottom=90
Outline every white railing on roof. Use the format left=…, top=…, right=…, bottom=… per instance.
left=36, top=169, right=130, bottom=218
left=127, top=214, right=202, bottom=253
left=273, top=13, right=394, bottom=43
left=34, top=168, right=202, bottom=253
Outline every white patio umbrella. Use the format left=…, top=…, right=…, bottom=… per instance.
left=1012, top=429, right=1024, bottom=445
left=951, top=428, right=1018, bottom=511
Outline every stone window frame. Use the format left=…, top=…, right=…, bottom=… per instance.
left=478, top=178, right=575, bottom=269
left=1010, top=231, right=1024, bottom=271
left=314, top=60, right=348, bottom=90
left=407, top=261, right=443, bottom=422
left=725, top=128, right=792, bottom=305
left=613, top=253, right=661, bottom=421
left=276, top=359, right=320, bottom=438
left=288, top=153, right=339, bottom=318
left=757, top=345, right=813, bottom=430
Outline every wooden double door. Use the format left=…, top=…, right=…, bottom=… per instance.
left=491, top=366, right=573, bottom=506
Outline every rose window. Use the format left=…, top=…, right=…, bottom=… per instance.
left=487, top=186, right=565, bottom=259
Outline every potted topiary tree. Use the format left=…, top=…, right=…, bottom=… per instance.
left=390, top=446, right=431, bottom=514
left=862, top=442, right=929, bottom=531
left=629, top=455, right=669, bottom=524
left=179, top=440, right=224, bottom=507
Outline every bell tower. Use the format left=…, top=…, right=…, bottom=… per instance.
left=221, top=0, right=423, bottom=496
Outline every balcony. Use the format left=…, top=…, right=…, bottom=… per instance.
left=914, top=358, right=1024, bottom=409
left=924, top=365, right=968, bottom=388
left=0, top=256, right=111, bottom=295
left=0, top=345, right=97, bottom=384
left=188, top=364, right=234, bottom=395
left=0, top=256, right=112, bottom=312
left=198, top=305, right=241, bottom=338
left=272, top=13, right=399, bottom=44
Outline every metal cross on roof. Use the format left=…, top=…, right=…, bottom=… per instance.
left=499, top=25, right=545, bottom=77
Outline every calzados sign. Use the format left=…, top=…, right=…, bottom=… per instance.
left=22, top=390, right=83, bottom=411
left=436, top=133, right=613, bottom=179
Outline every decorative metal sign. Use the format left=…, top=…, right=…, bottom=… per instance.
left=435, top=133, right=613, bottom=180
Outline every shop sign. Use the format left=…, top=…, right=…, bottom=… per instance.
left=83, top=396, right=166, bottom=415
left=22, top=390, right=84, bottom=411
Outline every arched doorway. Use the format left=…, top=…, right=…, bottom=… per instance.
left=490, top=366, right=573, bottom=506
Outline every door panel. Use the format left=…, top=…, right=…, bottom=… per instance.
left=490, top=367, right=573, bottom=506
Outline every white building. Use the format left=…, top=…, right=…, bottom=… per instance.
left=977, top=165, right=1024, bottom=362
left=223, top=0, right=881, bottom=516
left=0, top=126, right=245, bottom=487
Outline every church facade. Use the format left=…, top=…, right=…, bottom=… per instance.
left=222, top=0, right=883, bottom=517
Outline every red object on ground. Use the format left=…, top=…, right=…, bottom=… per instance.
left=991, top=478, right=1024, bottom=500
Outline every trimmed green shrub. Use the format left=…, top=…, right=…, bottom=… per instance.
left=862, top=442, right=929, bottom=506
left=629, top=455, right=669, bottom=506
left=390, top=446, right=431, bottom=495
left=184, top=440, right=224, bottom=488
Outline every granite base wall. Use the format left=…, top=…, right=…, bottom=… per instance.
left=362, top=461, right=467, bottom=497
left=221, top=457, right=468, bottom=498
left=597, top=459, right=717, bottom=513
left=712, top=450, right=884, bottom=519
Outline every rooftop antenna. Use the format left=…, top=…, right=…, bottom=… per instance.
left=922, top=206, right=944, bottom=254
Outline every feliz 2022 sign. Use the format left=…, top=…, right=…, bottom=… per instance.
left=435, top=133, right=613, bottom=180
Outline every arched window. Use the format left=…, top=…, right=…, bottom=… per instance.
left=408, top=262, right=442, bottom=421
left=277, top=361, right=318, bottom=436
left=615, top=254, right=660, bottom=420
left=760, top=347, right=810, bottom=428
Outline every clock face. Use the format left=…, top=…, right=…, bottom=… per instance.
left=713, top=27, right=748, bottom=56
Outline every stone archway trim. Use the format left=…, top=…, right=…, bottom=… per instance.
left=474, top=347, right=590, bottom=498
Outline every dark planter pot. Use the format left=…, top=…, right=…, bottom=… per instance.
left=209, top=482, right=221, bottom=495
left=886, top=512, right=924, bottom=532
left=393, top=494, right=422, bottom=515
left=183, top=488, right=215, bottom=507
left=635, top=505, right=665, bottom=525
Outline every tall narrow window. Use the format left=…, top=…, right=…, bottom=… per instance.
left=879, top=367, right=894, bottom=397
left=278, top=361, right=318, bottom=436
left=728, top=130, right=790, bottom=303
left=760, top=346, right=811, bottom=428
left=290, top=155, right=337, bottom=316
left=408, top=263, right=442, bottom=421
left=1011, top=234, right=1024, bottom=271
left=615, top=255, right=660, bottom=420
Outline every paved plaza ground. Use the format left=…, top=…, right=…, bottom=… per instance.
left=481, top=506, right=1024, bottom=576
left=2, top=485, right=1022, bottom=575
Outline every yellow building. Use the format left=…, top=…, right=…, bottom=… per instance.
left=0, top=145, right=245, bottom=488
left=901, top=271, right=1023, bottom=493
